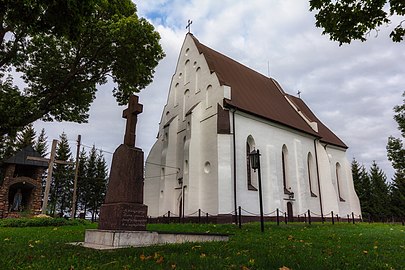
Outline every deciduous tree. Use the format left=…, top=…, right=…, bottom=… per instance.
left=0, top=0, right=165, bottom=136
left=309, top=0, right=405, bottom=44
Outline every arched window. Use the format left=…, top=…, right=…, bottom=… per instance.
left=282, top=145, right=291, bottom=194
left=307, top=152, right=317, bottom=197
left=246, top=136, right=257, bottom=190
left=174, top=83, right=179, bottom=106
left=183, top=89, right=190, bottom=118
left=206, top=85, right=212, bottom=109
left=184, top=60, right=190, bottom=84
left=336, top=162, right=345, bottom=202
left=195, top=67, right=201, bottom=93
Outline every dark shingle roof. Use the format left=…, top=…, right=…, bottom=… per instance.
left=189, top=34, right=347, bottom=149
left=3, top=145, right=48, bottom=167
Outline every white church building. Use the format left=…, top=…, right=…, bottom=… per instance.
left=144, top=33, right=361, bottom=221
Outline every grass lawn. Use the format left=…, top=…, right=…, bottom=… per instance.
left=0, top=221, right=404, bottom=269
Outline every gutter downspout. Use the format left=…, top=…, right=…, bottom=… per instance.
left=232, top=109, right=237, bottom=224
left=314, top=139, right=324, bottom=219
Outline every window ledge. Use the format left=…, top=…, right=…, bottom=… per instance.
left=248, top=184, right=258, bottom=191
left=311, top=192, right=317, bottom=198
left=284, top=188, right=293, bottom=195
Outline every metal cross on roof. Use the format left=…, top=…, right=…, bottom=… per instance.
left=297, top=90, right=301, bottom=98
left=186, top=19, right=193, bottom=33
left=123, top=95, right=143, bottom=148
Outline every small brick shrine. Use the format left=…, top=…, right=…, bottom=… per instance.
left=0, top=146, right=47, bottom=218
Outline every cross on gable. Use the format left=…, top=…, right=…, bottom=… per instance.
left=186, top=19, right=193, bottom=33
left=123, top=95, right=143, bottom=147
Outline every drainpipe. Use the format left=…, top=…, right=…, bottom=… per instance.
left=232, top=109, right=237, bottom=224
left=313, top=139, right=324, bottom=219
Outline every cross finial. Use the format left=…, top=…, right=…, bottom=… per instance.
left=186, top=19, right=193, bottom=33
left=122, top=95, right=143, bottom=147
left=297, top=90, right=301, bottom=98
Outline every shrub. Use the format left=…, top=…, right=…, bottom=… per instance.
left=0, top=217, right=90, bottom=227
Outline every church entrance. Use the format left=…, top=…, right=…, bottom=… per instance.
left=8, top=182, right=35, bottom=212
left=287, top=202, right=294, bottom=222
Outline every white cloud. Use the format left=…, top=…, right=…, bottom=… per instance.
left=33, top=0, right=404, bottom=181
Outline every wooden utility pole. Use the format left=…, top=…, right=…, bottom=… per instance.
left=27, top=139, right=74, bottom=214
left=71, top=135, right=81, bottom=219
left=42, top=139, right=57, bottom=214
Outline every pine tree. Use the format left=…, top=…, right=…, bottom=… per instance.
left=387, top=91, right=405, bottom=220
left=369, top=161, right=390, bottom=221
left=352, top=158, right=363, bottom=196
left=34, top=128, right=48, bottom=157
left=85, top=146, right=98, bottom=221
left=352, top=158, right=372, bottom=219
left=0, top=133, right=18, bottom=161
left=16, top=124, right=36, bottom=150
left=92, top=151, right=108, bottom=219
left=76, top=148, right=88, bottom=217
left=49, top=132, right=74, bottom=216
left=390, top=172, right=405, bottom=218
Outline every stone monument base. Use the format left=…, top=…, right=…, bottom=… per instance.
left=98, top=203, right=147, bottom=231
left=80, top=229, right=230, bottom=250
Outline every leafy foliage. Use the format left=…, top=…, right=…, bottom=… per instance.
left=0, top=217, right=89, bottom=227
left=309, top=0, right=405, bottom=44
left=0, top=0, right=165, bottom=136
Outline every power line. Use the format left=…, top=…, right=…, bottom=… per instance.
left=145, top=161, right=180, bottom=170
left=145, top=172, right=178, bottom=179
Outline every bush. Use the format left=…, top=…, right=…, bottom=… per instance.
left=0, top=217, right=91, bottom=227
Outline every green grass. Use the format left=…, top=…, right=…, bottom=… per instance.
left=0, top=221, right=404, bottom=269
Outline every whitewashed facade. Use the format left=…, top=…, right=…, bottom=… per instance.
left=144, top=34, right=361, bottom=220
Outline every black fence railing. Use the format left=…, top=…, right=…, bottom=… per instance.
left=147, top=207, right=405, bottom=227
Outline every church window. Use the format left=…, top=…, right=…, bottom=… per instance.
left=184, top=160, right=189, bottom=174
left=206, top=85, right=212, bottom=109
left=174, top=83, right=179, bottom=106
left=195, top=67, right=201, bottom=93
left=282, top=145, right=291, bottom=195
left=307, top=152, right=317, bottom=197
left=183, top=89, right=190, bottom=118
left=204, top=162, right=211, bottom=173
left=185, top=48, right=189, bottom=56
left=184, top=60, right=190, bottom=84
left=246, top=136, right=258, bottom=190
left=336, top=162, right=345, bottom=202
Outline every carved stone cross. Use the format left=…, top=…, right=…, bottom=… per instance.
left=123, top=95, right=143, bottom=147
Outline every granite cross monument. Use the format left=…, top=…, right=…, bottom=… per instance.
left=98, top=95, right=148, bottom=230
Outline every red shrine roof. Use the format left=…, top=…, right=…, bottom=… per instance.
left=189, top=34, right=347, bottom=149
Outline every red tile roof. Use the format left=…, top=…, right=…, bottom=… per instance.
left=190, top=34, right=347, bottom=149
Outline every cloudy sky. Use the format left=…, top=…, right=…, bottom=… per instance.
left=34, top=0, right=404, bottom=180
